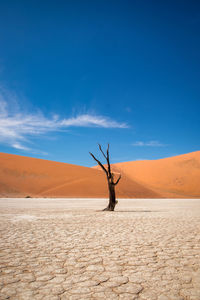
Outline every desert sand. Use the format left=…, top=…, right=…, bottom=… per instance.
left=112, top=151, right=200, bottom=198
left=0, top=198, right=200, bottom=299
left=0, top=152, right=159, bottom=199
left=0, top=151, right=200, bottom=198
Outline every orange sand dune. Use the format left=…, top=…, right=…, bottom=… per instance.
left=0, top=151, right=199, bottom=198
left=112, top=151, right=200, bottom=198
left=0, top=152, right=159, bottom=198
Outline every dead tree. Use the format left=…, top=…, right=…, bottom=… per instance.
left=89, top=144, right=121, bottom=211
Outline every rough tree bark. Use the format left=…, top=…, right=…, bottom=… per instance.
left=89, top=144, right=121, bottom=211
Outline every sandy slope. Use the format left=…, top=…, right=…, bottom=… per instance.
left=0, top=152, right=158, bottom=198
left=0, top=151, right=200, bottom=198
left=112, top=151, right=200, bottom=198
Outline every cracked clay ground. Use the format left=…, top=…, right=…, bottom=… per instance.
left=0, top=198, right=200, bottom=300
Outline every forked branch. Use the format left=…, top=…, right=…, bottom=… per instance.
left=97, top=144, right=111, bottom=178
left=114, top=174, right=121, bottom=185
left=89, top=152, right=108, bottom=175
left=98, top=144, right=107, bottom=160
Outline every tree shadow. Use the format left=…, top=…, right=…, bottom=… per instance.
left=112, top=210, right=163, bottom=213
left=95, top=210, right=164, bottom=213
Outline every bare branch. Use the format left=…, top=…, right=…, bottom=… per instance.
left=98, top=144, right=107, bottom=160
left=106, top=143, right=111, bottom=177
left=114, top=174, right=121, bottom=185
left=106, top=143, right=110, bottom=158
left=89, top=152, right=108, bottom=175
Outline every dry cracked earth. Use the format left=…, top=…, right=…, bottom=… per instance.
left=0, top=198, right=200, bottom=300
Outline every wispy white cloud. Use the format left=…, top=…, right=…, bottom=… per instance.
left=12, top=143, right=30, bottom=151
left=132, top=141, right=165, bottom=147
left=0, top=97, right=128, bottom=152
left=61, top=114, right=128, bottom=128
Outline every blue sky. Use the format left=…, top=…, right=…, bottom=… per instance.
left=0, top=0, right=199, bottom=166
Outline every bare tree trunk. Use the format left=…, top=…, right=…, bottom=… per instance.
left=103, top=181, right=116, bottom=211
